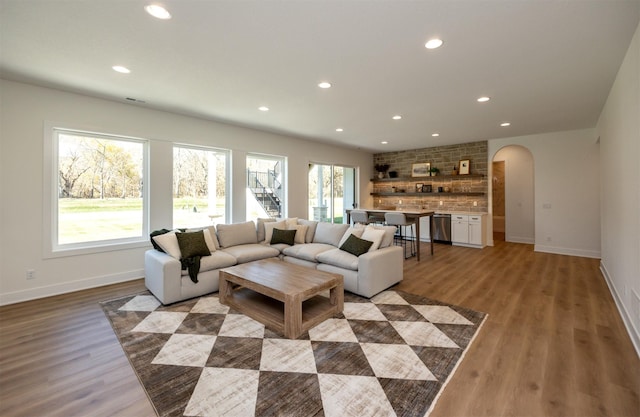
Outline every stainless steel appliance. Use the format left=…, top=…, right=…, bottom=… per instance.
left=432, top=213, right=452, bottom=244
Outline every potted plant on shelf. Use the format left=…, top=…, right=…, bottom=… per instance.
left=429, top=167, right=440, bottom=177
left=374, top=164, right=390, bottom=179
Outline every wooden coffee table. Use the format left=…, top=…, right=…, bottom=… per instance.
left=219, top=259, right=344, bottom=339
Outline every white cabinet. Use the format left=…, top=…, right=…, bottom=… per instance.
left=468, top=215, right=485, bottom=246
left=452, top=214, right=486, bottom=248
left=451, top=215, right=469, bottom=244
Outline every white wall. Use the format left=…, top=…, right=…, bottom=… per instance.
left=493, top=146, right=535, bottom=244
left=0, top=80, right=373, bottom=305
left=488, top=128, right=601, bottom=258
left=597, top=22, right=640, bottom=354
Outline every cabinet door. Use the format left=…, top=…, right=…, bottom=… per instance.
left=468, top=222, right=482, bottom=245
left=452, top=220, right=469, bottom=243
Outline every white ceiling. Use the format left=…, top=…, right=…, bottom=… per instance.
left=1, top=0, right=638, bottom=153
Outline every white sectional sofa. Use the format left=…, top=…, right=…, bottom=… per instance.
left=144, top=218, right=403, bottom=304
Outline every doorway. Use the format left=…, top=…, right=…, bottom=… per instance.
left=492, top=146, right=535, bottom=244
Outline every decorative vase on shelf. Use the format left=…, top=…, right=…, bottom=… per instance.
left=378, top=171, right=385, bottom=179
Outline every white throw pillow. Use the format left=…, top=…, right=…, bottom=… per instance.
left=280, top=217, right=298, bottom=229
left=338, top=227, right=365, bottom=248
left=264, top=220, right=287, bottom=243
left=202, top=229, right=216, bottom=253
left=365, top=224, right=396, bottom=248
left=289, top=224, right=309, bottom=245
left=152, top=232, right=181, bottom=259
left=361, top=227, right=386, bottom=252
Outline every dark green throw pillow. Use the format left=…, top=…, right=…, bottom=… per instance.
left=176, top=230, right=211, bottom=259
left=340, top=234, right=373, bottom=256
left=270, top=228, right=296, bottom=245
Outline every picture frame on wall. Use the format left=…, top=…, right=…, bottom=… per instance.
left=411, top=162, right=430, bottom=177
left=458, top=159, right=470, bottom=175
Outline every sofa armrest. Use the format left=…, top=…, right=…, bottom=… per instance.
left=144, top=249, right=182, bottom=305
left=356, top=246, right=404, bottom=298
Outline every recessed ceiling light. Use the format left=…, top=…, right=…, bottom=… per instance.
left=318, top=82, right=332, bottom=89
left=477, top=96, right=491, bottom=102
left=112, top=65, right=131, bottom=74
left=500, top=122, right=511, bottom=127
left=425, top=38, right=444, bottom=49
left=258, top=106, right=269, bottom=112
left=392, top=115, right=402, bottom=120
left=336, top=128, right=343, bottom=132
left=432, top=133, right=440, bottom=137
left=381, top=141, right=388, bottom=144
left=145, top=4, right=171, bottom=19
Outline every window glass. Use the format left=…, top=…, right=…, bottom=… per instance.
left=55, top=129, right=146, bottom=247
left=173, top=145, right=228, bottom=228
left=246, top=154, right=286, bottom=222
left=308, top=163, right=356, bottom=223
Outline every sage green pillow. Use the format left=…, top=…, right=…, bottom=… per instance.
left=270, top=228, right=296, bottom=246
left=339, top=234, right=373, bottom=256
left=176, top=230, right=211, bottom=259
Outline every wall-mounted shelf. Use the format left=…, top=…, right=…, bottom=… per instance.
left=371, top=192, right=485, bottom=197
left=371, top=174, right=484, bottom=182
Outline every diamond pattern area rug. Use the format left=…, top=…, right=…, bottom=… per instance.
left=101, top=290, right=486, bottom=417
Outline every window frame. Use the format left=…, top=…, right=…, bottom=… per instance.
left=44, top=123, right=150, bottom=258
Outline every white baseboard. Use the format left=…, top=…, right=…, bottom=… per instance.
left=0, top=269, right=144, bottom=306
left=534, top=244, right=601, bottom=259
left=600, top=262, right=640, bottom=358
left=506, top=235, right=535, bottom=244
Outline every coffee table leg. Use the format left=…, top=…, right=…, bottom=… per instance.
left=329, top=283, right=344, bottom=313
left=284, top=295, right=302, bottom=339
left=219, top=273, right=231, bottom=305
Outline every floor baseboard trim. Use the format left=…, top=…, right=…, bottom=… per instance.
left=600, top=262, right=640, bottom=358
left=534, top=244, right=601, bottom=259
left=0, top=269, right=144, bottom=306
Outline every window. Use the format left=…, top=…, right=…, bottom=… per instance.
left=173, top=145, right=229, bottom=228
left=246, top=153, right=286, bottom=222
left=51, top=128, right=148, bottom=253
left=308, top=163, right=356, bottom=223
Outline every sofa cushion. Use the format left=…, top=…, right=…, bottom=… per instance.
left=271, top=228, right=296, bottom=245
left=282, top=243, right=335, bottom=262
left=216, top=221, right=258, bottom=247
left=256, top=218, right=276, bottom=242
left=221, top=244, right=280, bottom=264
left=298, top=219, right=318, bottom=243
left=264, top=220, right=287, bottom=243
left=176, top=230, right=211, bottom=258
left=181, top=251, right=237, bottom=276
left=316, top=248, right=359, bottom=271
left=152, top=232, right=181, bottom=259
left=312, top=222, right=349, bottom=246
left=361, top=227, right=387, bottom=252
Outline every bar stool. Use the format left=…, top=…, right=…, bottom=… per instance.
left=350, top=210, right=371, bottom=225
left=384, top=212, right=416, bottom=259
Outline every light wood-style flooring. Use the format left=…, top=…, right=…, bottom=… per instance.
left=1, top=238, right=638, bottom=417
